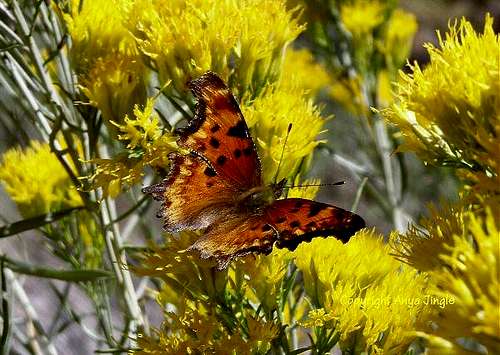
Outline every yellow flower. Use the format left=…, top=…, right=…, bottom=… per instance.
left=280, top=48, right=331, bottom=97
left=246, top=316, right=280, bottom=352
left=116, top=99, right=162, bottom=150
left=238, top=248, right=291, bottom=312
left=391, top=201, right=466, bottom=271
left=376, top=70, right=394, bottom=107
left=294, top=229, right=430, bottom=354
left=300, top=308, right=335, bottom=328
left=80, top=55, right=148, bottom=132
left=136, top=231, right=227, bottom=304
left=382, top=15, right=500, bottom=194
left=62, top=0, right=136, bottom=74
left=242, top=86, right=326, bottom=183
left=132, top=0, right=304, bottom=100
left=0, top=141, right=82, bottom=217
left=330, top=76, right=367, bottom=115
left=87, top=99, right=177, bottom=198
left=136, top=302, right=234, bottom=354
left=340, top=0, right=385, bottom=37
left=137, top=291, right=278, bottom=354
left=375, top=9, right=418, bottom=107
left=63, top=0, right=149, bottom=133
left=392, top=199, right=499, bottom=353
left=380, top=9, right=418, bottom=69
left=424, top=208, right=499, bottom=353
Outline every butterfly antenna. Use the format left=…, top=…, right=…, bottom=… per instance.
left=285, top=181, right=345, bottom=188
left=273, top=123, right=293, bottom=185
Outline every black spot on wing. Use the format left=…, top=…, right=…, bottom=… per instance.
left=210, top=137, right=220, bottom=148
left=234, top=149, right=242, bottom=158
left=216, top=155, right=227, bottom=166
left=204, top=167, right=217, bottom=177
left=262, top=224, right=272, bottom=232
left=227, top=120, right=248, bottom=138
left=308, top=203, right=329, bottom=217
left=210, top=124, right=220, bottom=132
left=290, top=221, right=301, bottom=228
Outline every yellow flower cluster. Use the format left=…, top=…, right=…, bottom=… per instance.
left=237, top=248, right=292, bottom=312
left=393, top=203, right=499, bottom=353
left=240, top=47, right=332, bottom=185
left=88, top=100, right=177, bottom=197
left=293, top=229, right=429, bottom=354
left=384, top=14, right=499, bottom=355
left=243, top=87, right=326, bottom=183
left=62, top=0, right=137, bottom=73
left=429, top=209, right=499, bottom=353
left=391, top=202, right=466, bottom=271
left=329, top=3, right=418, bottom=113
left=80, top=55, right=147, bottom=133
left=62, top=0, right=148, bottom=128
left=383, top=15, right=500, bottom=195
left=0, top=141, right=81, bottom=217
left=330, top=76, right=367, bottom=115
left=137, top=303, right=279, bottom=354
left=131, top=0, right=303, bottom=99
left=280, top=48, right=331, bottom=96
left=135, top=231, right=283, bottom=354
left=340, top=0, right=385, bottom=37
left=380, top=9, right=418, bottom=69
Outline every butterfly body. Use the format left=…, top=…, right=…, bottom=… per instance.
left=143, top=72, right=365, bottom=270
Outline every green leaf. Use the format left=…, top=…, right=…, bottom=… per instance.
left=0, top=256, right=112, bottom=282
left=0, top=207, right=83, bottom=238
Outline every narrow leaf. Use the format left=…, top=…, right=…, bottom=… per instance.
left=1, top=256, right=112, bottom=282
left=0, top=207, right=83, bottom=238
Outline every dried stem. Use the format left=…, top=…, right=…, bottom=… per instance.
left=4, top=269, right=58, bottom=355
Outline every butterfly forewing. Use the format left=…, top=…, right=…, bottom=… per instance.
left=177, top=72, right=262, bottom=190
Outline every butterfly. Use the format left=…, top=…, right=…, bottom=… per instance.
left=143, top=72, right=365, bottom=270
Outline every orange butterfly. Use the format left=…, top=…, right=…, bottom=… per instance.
left=143, top=72, right=365, bottom=270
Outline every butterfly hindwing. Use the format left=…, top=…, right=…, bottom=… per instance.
left=265, top=198, right=366, bottom=250
left=177, top=72, right=262, bottom=190
left=188, top=213, right=278, bottom=270
left=186, top=198, right=365, bottom=270
left=142, top=152, right=238, bottom=232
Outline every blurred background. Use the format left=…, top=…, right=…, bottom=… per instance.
left=313, top=0, right=499, bottom=233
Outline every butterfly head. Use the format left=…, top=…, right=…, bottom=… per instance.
left=238, top=178, right=287, bottom=210
left=271, top=178, right=287, bottom=199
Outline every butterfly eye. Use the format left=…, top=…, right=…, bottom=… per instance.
left=272, top=178, right=287, bottom=199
